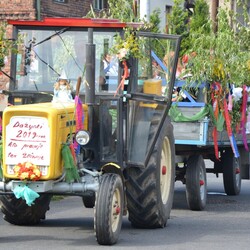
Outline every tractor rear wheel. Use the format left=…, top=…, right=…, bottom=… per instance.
left=94, top=173, right=124, bottom=245
left=0, top=194, right=52, bottom=225
left=126, top=116, right=175, bottom=228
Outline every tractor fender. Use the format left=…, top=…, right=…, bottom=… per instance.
left=101, top=162, right=127, bottom=215
left=101, top=162, right=123, bottom=178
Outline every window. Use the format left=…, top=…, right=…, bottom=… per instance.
left=93, top=0, right=104, bottom=10
left=165, top=5, right=172, bottom=15
left=53, top=0, right=68, bottom=3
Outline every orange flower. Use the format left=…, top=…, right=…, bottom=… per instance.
left=13, top=162, right=41, bottom=181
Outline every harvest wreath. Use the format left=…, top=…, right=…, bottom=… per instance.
left=13, top=162, right=41, bottom=181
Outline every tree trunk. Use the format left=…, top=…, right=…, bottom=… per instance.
left=211, top=0, right=219, bottom=33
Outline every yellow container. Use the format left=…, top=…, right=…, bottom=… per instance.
left=143, top=79, right=162, bottom=95
left=141, top=79, right=162, bottom=108
left=2, top=102, right=88, bottom=180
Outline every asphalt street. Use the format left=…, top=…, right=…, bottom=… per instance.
left=0, top=169, right=250, bottom=250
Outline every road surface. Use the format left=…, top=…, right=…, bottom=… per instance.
left=0, top=173, right=250, bottom=250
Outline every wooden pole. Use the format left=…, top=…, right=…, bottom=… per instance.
left=211, top=0, right=219, bottom=33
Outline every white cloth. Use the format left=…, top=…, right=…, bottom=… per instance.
left=52, top=85, right=74, bottom=103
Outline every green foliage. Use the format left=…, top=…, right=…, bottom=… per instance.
left=96, top=0, right=163, bottom=61
left=110, top=29, right=141, bottom=60
left=149, top=9, right=161, bottom=33
left=168, top=0, right=211, bottom=57
left=185, top=5, right=250, bottom=88
left=168, top=0, right=188, bottom=35
left=107, top=0, right=134, bottom=22
left=189, top=0, right=210, bottom=34
left=234, top=1, right=250, bottom=51
left=0, top=21, right=23, bottom=68
left=86, top=0, right=136, bottom=22
left=167, top=0, right=188, bottom=56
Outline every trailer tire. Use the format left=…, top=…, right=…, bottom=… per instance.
left=221, top=150, right=241, bottom=195
left=186, top=155, right=207, bottom=211
left=126, top=116, right=175, bottom=228
left=0, top=194, right=52, bottom=225
left=94, top=173, right=124, bottom=245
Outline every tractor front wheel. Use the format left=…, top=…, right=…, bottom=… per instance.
left=94, top=173, right=124, bottom=245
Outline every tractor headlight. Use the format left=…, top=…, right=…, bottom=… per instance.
left=75, top=130, right=90, bottom=145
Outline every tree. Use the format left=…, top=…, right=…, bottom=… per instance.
left=167, top=0, right=211, bottom=57
left=0, top=21, right=23, bottom=70
left=149, top=9, right=161, bottom=33
left=167, top=0, right=189, bottom=56
left=87, top=0, right=136, bottom=22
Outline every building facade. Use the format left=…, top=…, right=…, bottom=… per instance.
left=0, top=0, right=105, bottom=21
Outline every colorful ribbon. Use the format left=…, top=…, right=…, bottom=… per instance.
left=211, top=82, right=222, bottom=160
left=223, top=94, right=240, bottom=158
left=240, top=85, right=249, bottom=151
left=13, top=185, right=40, bottom=206
left=115, top=59, right=129, bottom=96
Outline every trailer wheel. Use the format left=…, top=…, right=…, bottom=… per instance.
left=0, top=194, right=52, bottom=225
left=221, top=150, right=241, bottom=195
left=186, top=155, right=207, bottom=211
left=126, top=116, right=175, bottom=228
left=94, top=173, right=124, bottom=245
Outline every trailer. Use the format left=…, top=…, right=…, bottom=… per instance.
left=171, top=80, right=250, bottom=210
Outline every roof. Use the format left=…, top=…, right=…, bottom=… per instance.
left=7, top=17, right=141, bottom=29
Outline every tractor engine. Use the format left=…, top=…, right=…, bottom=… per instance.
left=2, top=102, right=88, bottom=180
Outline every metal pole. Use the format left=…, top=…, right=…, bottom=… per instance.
left=85, top=28, right=95, bottom=104
left=36, top=0, right=41, bottom=21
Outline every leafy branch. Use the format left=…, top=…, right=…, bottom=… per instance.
left=0, top=21, right=23, bottom=68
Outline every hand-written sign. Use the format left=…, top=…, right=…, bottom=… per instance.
left=6, top=116, right=50, bottom=165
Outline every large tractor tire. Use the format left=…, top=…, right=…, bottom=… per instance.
left=94, top=173, right=124, bottom=245
left=221, top=149, right=241, bottom=195
left=125, top=116, right=175, bottom=228
left=186, top=155, right=207, bottom=211
left=0, top=194, right=52, bottom=225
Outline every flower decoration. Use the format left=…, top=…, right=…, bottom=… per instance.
left=14, top=162, right=41, bottom=181
left=117, top=47, right=129, bottom=61
left=111, top=28, right=141, bottom=62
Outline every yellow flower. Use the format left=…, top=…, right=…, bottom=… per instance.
left=14, top=165, right=20, bottom=172
left=247, top=60, right=250, bottom=71
left=33, top=168, right=41, bottom=177
left=212, top=59, right=225, bottom=80
left=20, top=172, right=29, bottom=180
left=25, top=162, right=33, bottom=168
left=30, top=174, right=36, bottom=180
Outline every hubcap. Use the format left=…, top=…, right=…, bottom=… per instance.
left=199, top=166, right=206, bottom=200
left=111, top=188, right=121, bottom=232
left=160, top=137, right=172, bottom=204
left=234, top=158, right=241, bottom=188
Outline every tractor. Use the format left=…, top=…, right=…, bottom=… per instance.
left=0, top=18, right=181, bottom=245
